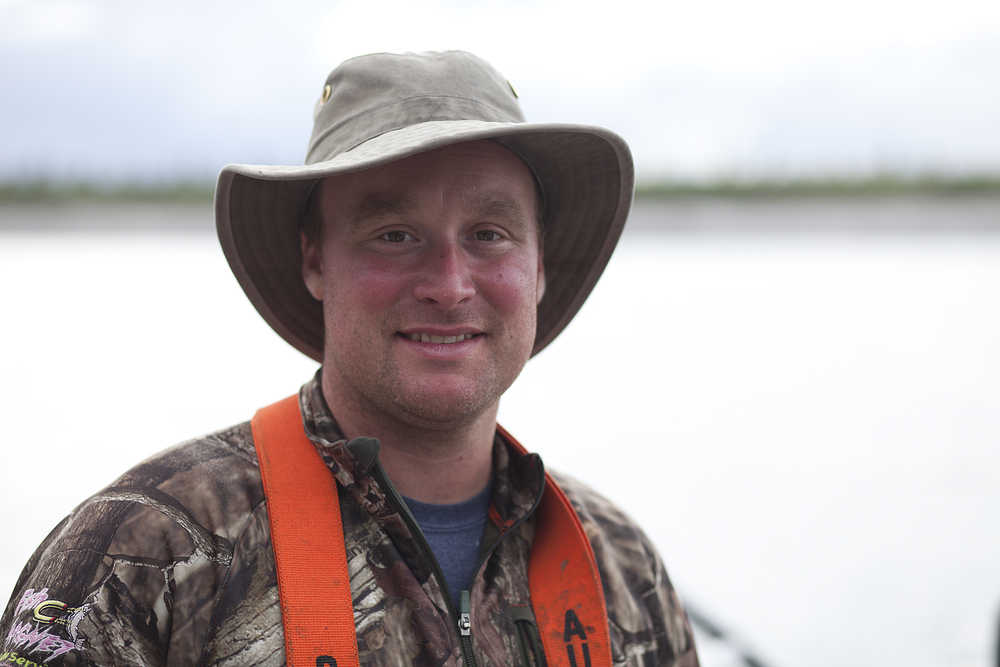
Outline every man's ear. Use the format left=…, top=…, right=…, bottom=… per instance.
left=300, top=231, right=324, bottom=300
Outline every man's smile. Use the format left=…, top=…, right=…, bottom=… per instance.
left=397, top=327, right=485, bottom=345
left=395, top=328, right=487, bottom=356
left=403, top=332, right=482, bottom=344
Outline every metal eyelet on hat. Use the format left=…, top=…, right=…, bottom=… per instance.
left=321, top=84, right=332, bottom=103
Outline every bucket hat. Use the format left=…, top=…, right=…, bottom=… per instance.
left=215, top=50, right=633, bottom=360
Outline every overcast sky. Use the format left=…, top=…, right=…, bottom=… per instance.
left=3, top=0, right=999, bottom=182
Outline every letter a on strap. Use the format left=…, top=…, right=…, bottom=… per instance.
left=252, top=395, right=611, bottom=667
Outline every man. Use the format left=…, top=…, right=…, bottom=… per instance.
left=1, top=51, right=698, bottom=666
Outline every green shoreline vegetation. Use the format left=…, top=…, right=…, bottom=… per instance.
left=2, top=175, right=1000, bottom=204
left=0, top=181, right=214, bottom=204
left=636, top=174, right=1000, bottom=198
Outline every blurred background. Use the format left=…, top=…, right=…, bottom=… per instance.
left=2, top=1, right=998, bottom=665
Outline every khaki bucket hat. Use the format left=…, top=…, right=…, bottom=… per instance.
left=215, top=50, right=634, bottom=360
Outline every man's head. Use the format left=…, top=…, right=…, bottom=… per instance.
left=300, top=140, right=544, bottom=426
left=215, top=50, right=633, bottom=364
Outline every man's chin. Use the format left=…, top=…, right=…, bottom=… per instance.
left=390, top=380, right=500, bottom=427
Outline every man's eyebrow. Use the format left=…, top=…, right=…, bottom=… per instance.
left=348, top=193, right=416, bottom=227
left=468, top=192, right=531, bottom=223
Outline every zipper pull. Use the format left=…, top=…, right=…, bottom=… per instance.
left=458, top=589, right=472, bottom=637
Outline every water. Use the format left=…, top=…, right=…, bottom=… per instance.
left=1, top=198, right=998, bottom=666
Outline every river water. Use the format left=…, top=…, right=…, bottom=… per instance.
left=1, top=197, right=998, bottom=666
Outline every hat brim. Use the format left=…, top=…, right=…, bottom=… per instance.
left=215, top=119, right=634, bottom=361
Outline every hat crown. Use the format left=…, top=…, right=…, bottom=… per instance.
left=306, top=51, right=526, bottom=164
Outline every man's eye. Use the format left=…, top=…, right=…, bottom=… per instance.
left=380, top=230, right=411, bottom=242
left=474, top=230, right=503, bottom=241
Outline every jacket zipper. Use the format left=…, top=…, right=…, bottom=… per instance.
left=370, top=462, right=480, bottom=667
left=458, top=589, right=475, bottom=667
left=370, top=458, right=544, bottom=667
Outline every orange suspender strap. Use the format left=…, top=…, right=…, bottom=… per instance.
left=252, top=396, right=611, bottom=667
left=497, top=424, right=613, bottom=667
left=251, top=395, right=360, bottom=667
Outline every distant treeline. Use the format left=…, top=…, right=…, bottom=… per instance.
left=637, top=174, right=1000, bottom=198
left=0, top=181, right=213, bottom=204
left=2, top=175, right=1000, bottom=204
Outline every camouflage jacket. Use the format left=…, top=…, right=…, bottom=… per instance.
left=1, top=375, right=698, bottom=666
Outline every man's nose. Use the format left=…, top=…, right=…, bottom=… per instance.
left=412, top=242, right=476, bottom=307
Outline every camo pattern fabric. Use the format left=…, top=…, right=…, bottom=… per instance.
left=0, top=374, right=698, bottom=666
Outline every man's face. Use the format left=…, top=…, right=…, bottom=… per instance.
left=301, top=140, right=545, bottom=429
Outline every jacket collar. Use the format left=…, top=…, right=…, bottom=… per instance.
left=297, top=369, right=545, bottom=532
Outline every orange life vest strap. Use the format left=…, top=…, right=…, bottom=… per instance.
left=251, top=395, right=360, bottom=667
left=252, top=396, right=611, bottom=667
left=497, top=424, right=613, bottom=667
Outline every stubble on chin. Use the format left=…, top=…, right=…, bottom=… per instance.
left=323, top=306, right=535, bottom=432
left=388, top=367, right=503, bottom=427
left=336, top=338, right=528, bottom=433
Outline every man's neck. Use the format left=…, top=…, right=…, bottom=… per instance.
left=374, top=422, right=495, bottom=504
left=321, top=375, right=496, bottom=504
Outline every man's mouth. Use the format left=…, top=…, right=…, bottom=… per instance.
left=402, top=332, right=484, bottom=344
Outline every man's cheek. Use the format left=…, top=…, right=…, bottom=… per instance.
left=329, top=272, right=401, bottom=312
left=351, top=265, right=410, bottom=300
left=489, top=261, right=540, bottom=308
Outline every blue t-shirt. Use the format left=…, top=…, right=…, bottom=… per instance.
left=403, top=483, right=492, bottom=610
